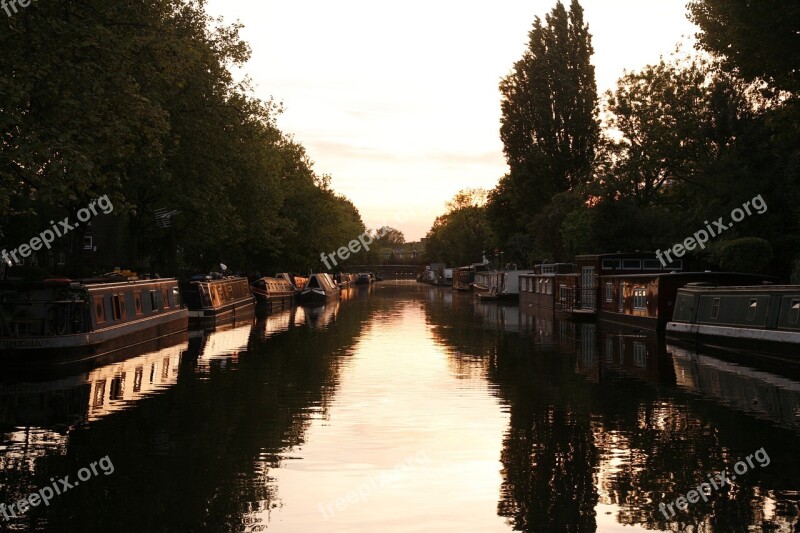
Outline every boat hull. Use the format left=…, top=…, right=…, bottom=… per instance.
left=666, top=322, right=800, bottom=360
left=297, top=288, right=339, bottom=303
left=1, top=309, right=189, bottom=364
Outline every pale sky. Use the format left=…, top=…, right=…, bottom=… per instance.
left=205, top=1, right=697, bottom=241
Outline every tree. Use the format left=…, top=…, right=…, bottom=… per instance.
left=0, top=0, right=367, bottom=277
left=425, top=192, right=495, bottom=266
left=379, top=227, right=405, bottom=245
left=498, top=0, right=599, bottom=206
left=488, top=0, right=599, bottom=254
left=600, top=56, right=757, bottom=207
left=688, top=0, right=800, bottom=93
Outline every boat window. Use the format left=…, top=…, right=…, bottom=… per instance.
left=308, top=276, right=320, bottom=289
left=109, top=377, right=123, bottom=400
left=172, top=287, right=180, bottom=307
left=150, top=290, right=159, bottom=311
left=605, top=282, right=613, bottom=302
left=560, top=286, right=568, bottom=302
left=602, top=259, right=620, bottom=270
left=134, top=291, right=143, bottom=316
left=623, top=259, right=642, bottom=270
left=94, top=296, right=107, bottom=324
left=643, top=259, right=662, bottom=270
left=787, top=299, right=800, bottom=325
left=633, top=288, right=647, bottom=310
left=111, top=294, right=126, bottom=321
left=711, top=298, right=720, bottom=319
left=747, top=299, right=758, bottom=321
left=162, top=288, right=171, bottom=309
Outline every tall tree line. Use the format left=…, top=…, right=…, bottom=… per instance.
left=0, top=0, right=365, bottom=277
left=428, top=0, right=800, bottom=278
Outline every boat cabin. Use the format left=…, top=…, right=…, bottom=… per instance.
left=0, top=277, right=188, bottom=360
left=598, top=272, right=770, bottom=331
left=667, top=284, right=800, bottom=355
left=519, top=263, right=578, bottom=312
left=180, top=276, right=254, bottom=325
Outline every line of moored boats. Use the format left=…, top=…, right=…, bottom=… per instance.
left=418, top=251, right=800, bottom=359
left=0, top=269, right=380, bottom=364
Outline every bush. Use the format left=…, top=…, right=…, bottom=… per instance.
left=717, top=237, right=773, bottom=273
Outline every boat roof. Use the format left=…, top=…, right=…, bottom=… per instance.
left=677, top=283, right=798, bottom=293
left=0, top=277, right=178, bottom=289
left=599, top=271, right=773, bottom=280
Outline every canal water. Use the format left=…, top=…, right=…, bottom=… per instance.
left=1, top=281, right=799, bottom=532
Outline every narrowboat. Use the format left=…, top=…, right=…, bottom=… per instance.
left=355, top=273, right=371, bottom=285
left=667, top=284, right=800, bottom=357
left=297, top=273, right=341, bottom=303
left=179, top=275, right=254, bottom=326
left=0, top=277, right=188, bottom=362
left=334, top=272, right=355, bottom=288
left=571, top=252, right=685, bottom=318
left=472, top=271, right=493, bottom=294
left=598, top=272, right=770, bottom=332
left=453, top=263, right=489, bottom=292
left=519, top=263, right=578, bottom=313
left=476, top=270, right=532, bottom=303
left=250, top=276, right=295, bottom=308
left=276, top=272, right=308, bottom=291
left=435, top=268, right=454, bottom=286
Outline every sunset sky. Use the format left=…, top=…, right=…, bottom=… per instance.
left=205, top=0, right=697, bottom=241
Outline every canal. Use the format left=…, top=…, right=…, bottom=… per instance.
left=1, top=281, right=799, bottom=532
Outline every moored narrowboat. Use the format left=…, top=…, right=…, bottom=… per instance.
left=297, top=273, right=341, bottom=303
left=355, top=273, right=371, bottom=286
left=476, top=270, right=532, bottom=303
left=598, top=272, right=770, bottom=332
left=334, top=272, right=355, bottom=288
left=472, top=271, right=493, bottom=294
left=0, top=277, right=188, bottom=362
left=180, top=275, right=254, bottom=326
left=519, top=263, right=578, bottom=312
left=453, top=263, right=489, bottom=292
left=250, top=276, right=295, bottom=308
left=667, top=284, right=800, bottom=357
left=276, top=273, right=308, bottom=291
left=570, top=252, right=686, bottom=318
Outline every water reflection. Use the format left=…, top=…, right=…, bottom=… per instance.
left=670, top=343, right=800, bottom=431
left=0, top=284, right=798, bottom=532
left=425, top=291, right=800, bottom=531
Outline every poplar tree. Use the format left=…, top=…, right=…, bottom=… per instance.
left=498, top=0, right=599, bottom=208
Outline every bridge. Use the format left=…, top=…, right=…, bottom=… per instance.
left=341, top=265, right=421, bottom=280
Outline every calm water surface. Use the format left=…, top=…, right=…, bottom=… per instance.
left=1, top=282, right=799, bottom=532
